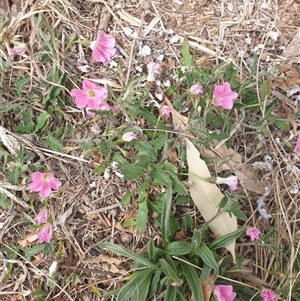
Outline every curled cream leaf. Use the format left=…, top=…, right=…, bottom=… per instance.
left=185, top=138, right=238, bottom=262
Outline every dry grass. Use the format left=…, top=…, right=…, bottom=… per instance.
left=0, top=0, right=300, bottom=300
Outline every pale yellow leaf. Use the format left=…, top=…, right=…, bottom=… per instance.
left=185, top=139, right=237, bottom=262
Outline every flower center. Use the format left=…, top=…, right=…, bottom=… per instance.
left=213, top=97, right=220, bottom=104
left=87, top=89, right=96, bottom=98
left=42, top=174, right=51, bottom=182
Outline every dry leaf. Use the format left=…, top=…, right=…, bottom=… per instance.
left=186, top=139, right=237, bottom=262
left=18, top=232, right=39, bottom=247
left=202, top=274, right=215, bottom=301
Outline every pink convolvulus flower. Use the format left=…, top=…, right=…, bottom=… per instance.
left=35, top=209, right=48, bottom=225
left=92, top=32, right=116, bottom=65
left=161, top=105, right=172, bottom=117
left=122, top=132, right=137, bottom=142
left=213, top=285, right=237, bottom=301
left=11, top=43, right=27, bottom=56
left=28, top=172, right=61, bottom=198
left=147, top=61, right=160, bottom=82
left=37, top=223, right=52, bottom=244
left=212, top=82, right=238, bottom=110
left=293, top=137, right=300, bottom=155
left=70, top=79, right=108, bottom=109
left=190, top=84, right=203, bottom=95
left=216, top=175, right=238, bottom=191
left=260, top=288, right=277, bottom=301
left=246, top=227, right=261, bottom=242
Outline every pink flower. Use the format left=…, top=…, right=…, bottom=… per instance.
left=216, top=176, right=238, bottom=191
left=147, top=61, right=160, bottom=82
left=246, top=227, right=261, bottom=241
left=28, top=172, right=62, bottom=197
left=260, top=288, right=277, bottom=301
left=190, top=84, right=203, bottom=95
left=122, top=132, right=137, bottom=142
left=161, top=105, right=172, bottom=117
left=294, top=137, right=300, bottom=155
left=35, top=209, right=48, bottom=224
left=70, top=79, right=108, bottom=109
left=11, top=44, right=27, bottom=56
left=212, top=82, right=238, bottom=110
left=213, top=285, right=236, bottom=301
left=92, top=32, right=116, bottom=65
left=37, top=223, right=52, bottom=243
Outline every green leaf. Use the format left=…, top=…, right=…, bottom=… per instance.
left=120, top=162, right=146, bottom=180
left=136, top=140, right=157, bottom=161
left=180, top=262, right=203, bottom=301
left=197, top=242, right=218, bottom=275
left=14, top=75, right=30, bottom=97
left=159, top=258, right=182, bottom=285
left=0, top=193, right=10, bottom=209
left=170, top=175, right=187, bottom=195
left=136, top=200, right=148, bottom=233
left=183, top=214, right=193, bottom=232
left=167, top=241, right=192, bottom=256
left=99, top=242, right=156, bottom=269
left=44, top=135, right=63, bottom=152
left=271, top=116, right=290, bottom=131
left=191, top=229, right=202, bottom=253
left=22, top=244, right=46, bottom=260
left=13, top=125, right=35, bottom=133
left=151, top=134, right=168, bottom=150
left=161, top=186, right=173, bottom=246
left=227, top=203, right=247, bottom=220
left=148, top=240, right=156, bottom=262
left=164, top=285, right=177, bottom=301
left=209, top=226, right=247, bottom=251
left=121, top=192, right=131, bottom=207
left=35, top=112, right=50, bottom=132
left=116, top=269, right=153, bottom=301
left=181, top=36, right=193, bottom=66
left=150, top=164, right=172, bottom=186
left=260, top=79, right=270, bottom=102
left=148, top=270, right=162, bottom=297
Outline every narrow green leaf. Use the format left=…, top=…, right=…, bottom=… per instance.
left=191, top=229, right=202, bottom=253
left=176, top=290, right=188, bottom=301
left=181, top=36, right=193, bottom=66
left=136, top=200, right=148, bottom=233
left=161, top=186, right=174, bottom=246
left=180, top=262, right=203, bottom=301
left=159, top=258, right=182, bottom=285
left=260, top=79, right=270, bottom=102
left=148, top=240, right=156, bottom=262
left=99, top=242, right=155, bottom=269
left=209, top=226, right=247, bottom=251
left=197, top=242, right=218, bottom=274
left=116, top=269, right=153, bottom=301
left=149, top=270, right=162, bottom=297
left=167, top=241, right=192, bottom=256
left=164, top=285, right=177, bottom=301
